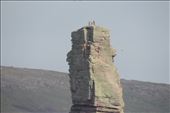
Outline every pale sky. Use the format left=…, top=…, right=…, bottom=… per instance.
left=1, top=1, right=169, bottom=84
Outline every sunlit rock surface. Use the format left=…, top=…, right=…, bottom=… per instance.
left=67, top=25, right=124, bottom=113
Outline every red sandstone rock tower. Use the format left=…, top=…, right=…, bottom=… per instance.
left=67, top=24, right=124, bottom=113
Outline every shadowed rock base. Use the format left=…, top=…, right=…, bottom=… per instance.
left=70, top=105, right=122, bottom=113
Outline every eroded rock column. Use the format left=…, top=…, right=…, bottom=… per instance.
left=67, top=25, right=124, bottom=113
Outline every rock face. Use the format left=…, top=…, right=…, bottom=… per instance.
left=67, top=25, right=124, bottom=113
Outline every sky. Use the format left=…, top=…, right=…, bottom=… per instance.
left=1, top=1, right=169, bottom=84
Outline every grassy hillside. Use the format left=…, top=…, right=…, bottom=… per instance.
left=1, top=66, right=170, bottom=113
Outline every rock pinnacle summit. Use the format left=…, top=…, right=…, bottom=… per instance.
left=67, top=24, right=124, bottom=113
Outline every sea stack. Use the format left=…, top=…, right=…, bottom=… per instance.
left=67, top=23, right=124, bottom=113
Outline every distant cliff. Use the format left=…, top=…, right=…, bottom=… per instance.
left=1, top=66, right=170, bottom=113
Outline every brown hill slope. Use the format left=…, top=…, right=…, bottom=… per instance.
left=1, top=66, right=170, bottom=113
